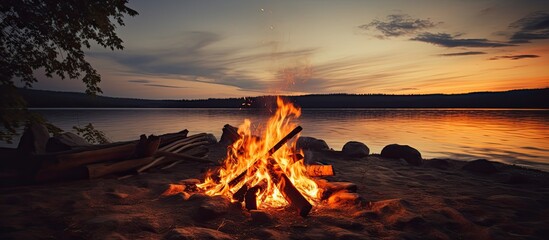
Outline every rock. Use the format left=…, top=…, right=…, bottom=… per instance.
left=250, top=210, right=273, bottom=225
left=164, top=227, right=234, bottom=240
left=193, top=196, right=229, bottom=221
left=462, top=159, right=498, bottom=174
left=161, top=184, right=186, bottom=197
left=179, top=178, right=201, bottom=185
left=217, top=220, right=239, bottom=234
left=17, top=123, right=50, bottom=154
left=45, top=132, right=90, bottom=152
left=425, top=159, right=451, bottom=170
left=179, top=179, right=200, bottom=192
left=296, top=136, right=329, bottom=151
left=380, top=144, right=423, bottom=166
left=161, top=192, right=190, bottom=203
left=341, top=141, right=369, bottom=157
left=328, top=192, right=363, bottom=208
left=316, top=180, right=358, bottom=200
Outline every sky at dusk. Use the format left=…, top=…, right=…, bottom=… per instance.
left=33, top=0, right=549, bottom=99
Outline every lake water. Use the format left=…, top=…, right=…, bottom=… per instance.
left=6, top=108, right=549, bottom=171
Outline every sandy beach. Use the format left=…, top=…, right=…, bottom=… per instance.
left=1, top=141, right=548, bottom=240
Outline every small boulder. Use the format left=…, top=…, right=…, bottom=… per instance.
left=328, top=192, right=363, bottom=208
left=462, top=159, right=498, bottom=174
left=164, top=227, right=234, bottom=240
left=193, top=196, right=230, bottom=221
left=380, top=144, right=423, bottom=166
left=342, top=141, right=369, bottom=157
left=46, top=132, right=90, bottom=152
left=17, top=123, right=50, bottom=154
left=250, top=210, right=273, bottom=225
left=296, top=136, right=329, bottom=151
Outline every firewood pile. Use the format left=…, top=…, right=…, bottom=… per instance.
left=3, top=124, right=217, bottom=184
left=196, top=124, right=354, bottom=218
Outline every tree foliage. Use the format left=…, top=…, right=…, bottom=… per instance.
left=73, top=123, right=110, bottom=144
left=0, top=0, right=137, bottom=94
left=0, top=0, right=137, bottom=142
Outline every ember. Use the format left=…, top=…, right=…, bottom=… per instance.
left=197, top=97, right=319, bottom=216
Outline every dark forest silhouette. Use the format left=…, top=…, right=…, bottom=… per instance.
left=19, top=88, right=549, bottom=109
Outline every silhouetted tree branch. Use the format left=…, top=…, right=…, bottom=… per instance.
left=0, top=0, right=137, bottom=142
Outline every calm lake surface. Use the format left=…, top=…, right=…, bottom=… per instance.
left=8, top=108, right=549, bottom=171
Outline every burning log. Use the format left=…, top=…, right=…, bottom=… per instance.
left=266, top=158, right=313, bottom=217
left=233, top=184, right=248, bottom=202
left=306, top=165, right=334, bottom=177
left=245, top=185, right=261, bottom=210
left=227, top=126, right=303, bottom=188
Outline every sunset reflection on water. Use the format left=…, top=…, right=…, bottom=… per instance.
left=16, top=108, right=549, bottom=171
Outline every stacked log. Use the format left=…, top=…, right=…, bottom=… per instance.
left=29, top=129, right=214, bottom=183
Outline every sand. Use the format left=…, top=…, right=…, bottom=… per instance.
left=1, top=144, right=548, bottom=240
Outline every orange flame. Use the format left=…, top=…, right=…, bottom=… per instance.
left=198, top=97, right=319, bottom=208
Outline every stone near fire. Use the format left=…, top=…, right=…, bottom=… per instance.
left=193, top=195, right=230, bottom=221
left=342, top=141, right=370, bottom=158
left=380, top=144, right=423, bottom=166
left=179, top=178, right=201, bottom=185
left=327, top=191, right=363, bottom=208
left=462, top=159, right=498, bottom=174
left=179, top=179, right=200, bottom=192
left=316, top=179, right=358, bottom=200
left=17, top=123, right=50, bottom=154
left=161, top=184, right=186, bottom=197
left=164, top=227, right=234, bottom=240
left=250, top=210, right=273, bottom=225
left=296, top=136, right=329, bottom=151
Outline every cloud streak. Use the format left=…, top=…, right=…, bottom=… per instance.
left=411, top=32, right=513, bottom=48
left=508, top=11, right=549, bottom=43
left=489, top=55, right=540, bottom=60
left=438, top=51, right=486, bottom=57
left=359, top=14, right=437, bottom=38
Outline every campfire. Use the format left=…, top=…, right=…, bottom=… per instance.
left=197, top=97, right=320, bottom=217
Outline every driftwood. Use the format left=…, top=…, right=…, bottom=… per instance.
left=86, top=157, right=154, bottom=179
left=155, top=151, right=212, bottom=163
left=137, top=133, right=212, bottom=173
left=38, top=142, right=137, bottom=171
left=133, top=135, right=161, bottom=158
left=34, top=131, right=187, bottom=181
left=227, top=126, right=303, bottom=188
left=159, top=146, right=210, bottom=170
left=219, top=124, right=240, bottom=145
left=306, top=165, right=334, bottom=177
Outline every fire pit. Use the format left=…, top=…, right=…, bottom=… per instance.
left=197, top=97, right=321, bottom=217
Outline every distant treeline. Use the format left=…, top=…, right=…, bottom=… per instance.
left=18, top=88, right=549, bottom=108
